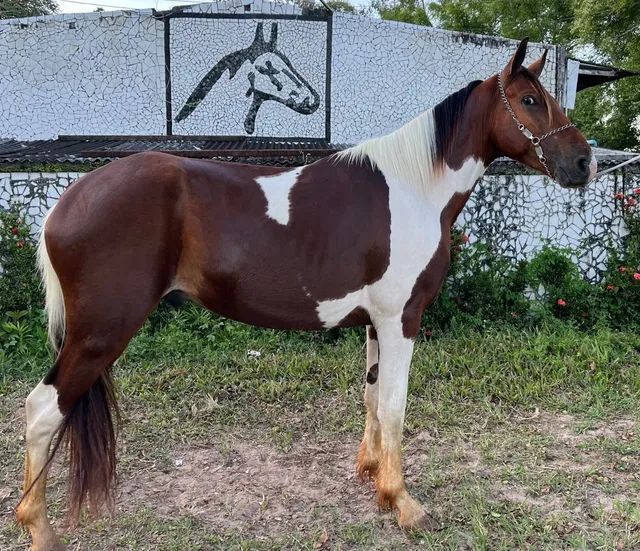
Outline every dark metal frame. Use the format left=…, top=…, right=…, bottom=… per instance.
left=161, top=11, right=333, bottom=142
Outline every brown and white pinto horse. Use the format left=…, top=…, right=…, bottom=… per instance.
left=17, top=39, right=595, bottom=550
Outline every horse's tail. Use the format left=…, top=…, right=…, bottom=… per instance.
left=38, top=208, right=65, bottom=353
left=60, top=368, right=120, bottom=521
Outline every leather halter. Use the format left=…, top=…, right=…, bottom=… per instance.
left=497, top=72, right=575, bottom=178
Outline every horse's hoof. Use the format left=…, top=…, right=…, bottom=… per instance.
left=399, top=511, right=440, bottom=532
left=30, top=536, right=67, bottom=551
left=32, top=544, right=66, bottom=551
left=397, top=495, right=439, bottom=531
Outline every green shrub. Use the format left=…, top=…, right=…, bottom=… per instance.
left=525, top=245, right=601, bottom=328
left=425, top=175, right=640, bottom=332
left=599, top=184, right=640, bottom=330
left=0, top=206, right=42, bottom=314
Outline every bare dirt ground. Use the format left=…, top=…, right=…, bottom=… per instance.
left=2, top=394, right=639, bottom=550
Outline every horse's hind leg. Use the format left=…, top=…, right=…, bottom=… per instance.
left=17, top=290, right=161, bottom=550
left=16, top=382, right=65, bottom=551
left=357, top=325, right=381, bottom=479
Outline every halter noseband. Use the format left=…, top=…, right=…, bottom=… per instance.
left=497, top=73, right=575, bottom=178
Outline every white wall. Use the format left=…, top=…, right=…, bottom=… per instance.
left=330, top=14, right=556, bottom=144
left=0, top=10, right=165, bottom=140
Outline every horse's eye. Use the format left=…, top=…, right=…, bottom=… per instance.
left=522, top=96, right=536, bottom=106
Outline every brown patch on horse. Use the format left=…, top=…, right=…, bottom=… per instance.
left=337, top=306, right=371, bottom=328
left=367, top=325, right=377, bottom=341
left=401, top=191, right=472, bottom=339
left=366, top=363, right=379, bottom=384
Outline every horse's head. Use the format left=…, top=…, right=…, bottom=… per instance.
left=248, top=51, right=320, bottom=115
left=487, top=39, right=596, bottom=188
left=244, top=24, right=320, bottom=133
left=175, top=22, right=320, bottom=135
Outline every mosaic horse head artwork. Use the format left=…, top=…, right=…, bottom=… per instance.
left=174, top=22, right=321, bottom=134
left=17, top=39, right=597, bottom=550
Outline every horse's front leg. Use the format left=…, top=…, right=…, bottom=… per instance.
left=373, top=318, right=431, bottom=530
left=357, top=325, right=381, bottom=479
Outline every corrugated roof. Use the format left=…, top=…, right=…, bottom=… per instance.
left=0, top=136, right=638, bottom=173
left=0, top=136, right=343, bottom=164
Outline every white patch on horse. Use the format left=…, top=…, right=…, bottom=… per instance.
left=316, top=158, right=485, bottom=328
left=255, top=166, right=304, bottom=225
left=25, top=380, right=64, bottom=459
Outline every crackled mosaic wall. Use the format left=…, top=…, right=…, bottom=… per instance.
left=170, top=16, right=328, bottom=137
left=0, top=172, right=82, bottom=230
left=458, top=172, right=630, bottom=282
left=0, top=11, right=165, bottom=140
left=1, top=2, right=559, bottom=142
left=0, top=169, right=629, bottom=282
left=331, top=14, right=557, bottom=144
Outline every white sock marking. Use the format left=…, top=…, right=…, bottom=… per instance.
left=25, top=381, right=64, bottom=463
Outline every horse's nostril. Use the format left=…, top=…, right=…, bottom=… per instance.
left=577, top=156, right=590, bottom=175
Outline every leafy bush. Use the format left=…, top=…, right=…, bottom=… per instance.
left=599, top=185, right=640, bottom=330
left=0, top=206, right=42, bottom=314
left=425, top=177, right=640, bottom=333
left=525, top=246, right=600, bottom=328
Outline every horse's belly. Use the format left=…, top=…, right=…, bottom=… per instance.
left=194, top=274, right=369, bottom=330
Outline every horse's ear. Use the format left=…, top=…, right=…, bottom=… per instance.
left=252, top=22, right=265, bottom=47
left=503, top=37, right=529, bottom=80
left=528, top=49, right=547, bottom=78
left=267, top=23, right=278, bottom=50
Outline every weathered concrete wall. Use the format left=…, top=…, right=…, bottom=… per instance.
left=330, top=14, right=555, bottom=143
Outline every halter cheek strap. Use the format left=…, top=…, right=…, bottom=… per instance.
left=497, top=73, right=575, bottom=178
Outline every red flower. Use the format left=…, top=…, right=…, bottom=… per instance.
left=462, top=234, right=470, bottom=243
left=16, top=240, right=25, bottom=249
left=635, top=188, right=640, bottom=195
left=627, top=197, right=638, bottom=207
left=423, top=328, right=432, bottom=338
left=607, top=284, right=615, bottom=291
left=634, top=273, right=640, bottom=281
left=557, top=298, right=567, bottom=307
left=619, top=266, right=627, bottom=273
left=615, top=192, right=625, bottom=200
left=11, top=226, right=19, bottom=235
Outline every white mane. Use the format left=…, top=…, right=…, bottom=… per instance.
left=336, top=110, right=438, bottom=193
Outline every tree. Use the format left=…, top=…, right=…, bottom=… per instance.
left=0, top=0, right=57, bottom=19
left=402, top=0, right=640, bottom=150
left=571, top=0, right=640, bottom=149
left=294, top=0, right=359, bottom=13
left=373, top=0, right=431, bottom=26
left=429, top=0, right=574, bottom=44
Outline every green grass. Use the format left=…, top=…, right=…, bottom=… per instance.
left=1, top=309, right=639, bottom=549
